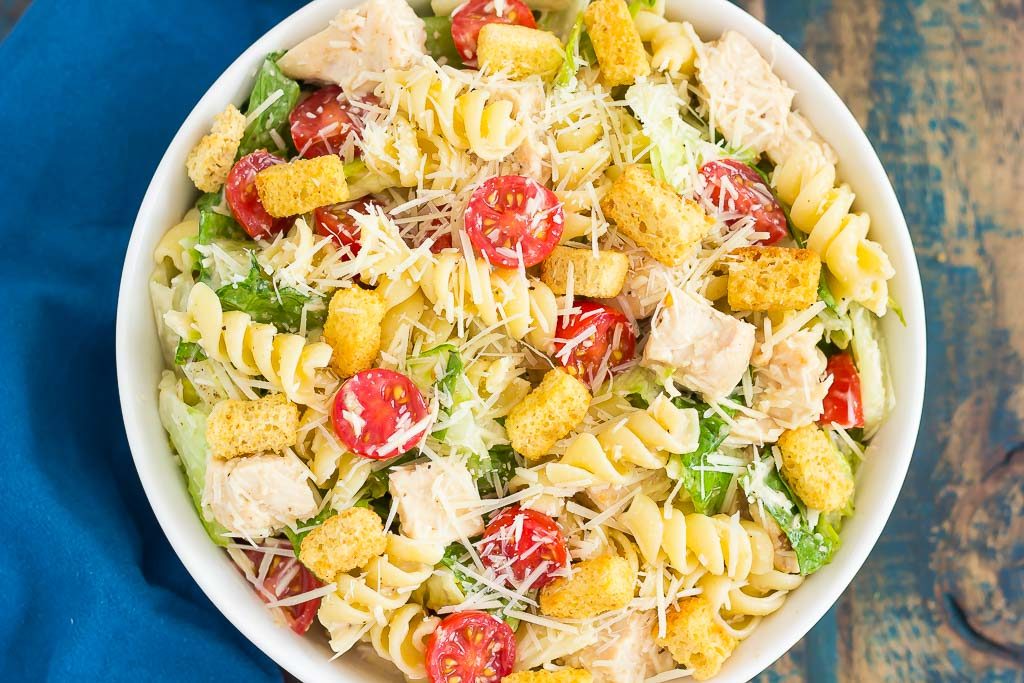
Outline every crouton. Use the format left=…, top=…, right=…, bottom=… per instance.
left=540, top=246, right=630, bottom=298
left=506, top=368, right=591, bottom=461
left=656, top=595, right=738, bottom=680
left=186, top=104, right=247, bottom=192
left=777, top=423, right=854, bottom=512
left=478, top=24, right=564, bottom=80
left=539, top=555, right=634, bottom=618
left=323, top=286, right=387, bottom=377
left=727, top=246, right=821, bottom=312
left=503, top=671, right=592, bottom=683
left=298, top=507, right=387, bottom=583
left=205, top=394, right=299, bottom=460
left=255, top=155, right=349, bottom=217
left=583, top=0, right=652, bottom=87
left=601, top=165, right=714, bottom=266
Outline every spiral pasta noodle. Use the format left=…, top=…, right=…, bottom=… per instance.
left=419, top=252, right=558, bottom=353
left=772, top=142, right=895, bottom=315
left=153, top=208, right=199, bottom=273
left=544, top=395, right=699, bottom=485
left=633, top=10, right=697, bottom=76
left=361, top=114, right=479, bottom=192
left=365, top=603, right=440, bottom=680
left=164, top=282, right=333, bottom=405
left=381, top=63, right=526, bottom=161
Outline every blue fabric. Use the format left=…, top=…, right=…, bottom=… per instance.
left=0, top=1, right=303, bottom=680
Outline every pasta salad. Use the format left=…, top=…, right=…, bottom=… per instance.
left=150, top=0, right=898, bottom=680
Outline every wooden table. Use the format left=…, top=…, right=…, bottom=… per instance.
left=3, top=0, right=1019, bottom=680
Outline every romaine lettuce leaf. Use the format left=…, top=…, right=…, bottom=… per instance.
left=237, top=51, right=300, bottom=159
left=441, top=543, right=521, bottom=630
left=196, top=192, right=248, bottom=244
left=174, top=341, right=207, bottom=365
left=157, top=373, right=230, bottom=546
left=625, top=81, right=707, bottom=195
left=469, top=444, right=520, bottom=496
left=849, top=304, right=894, bottom=437
left=215, top=255, right=327, bottom=333
left=670, top=396, right=733, bottom=514
left=422, top=16, right=463, bottom=68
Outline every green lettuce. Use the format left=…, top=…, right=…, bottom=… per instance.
left=740, top=457, right=839, bottom=575
left=196, top=192, right=247, bottom=243
left=157, top=376, right=230, bottom=546
left=849, top=304, right=894, bottom=437
left=215, top=255, right=327, bottom=333
left=469, top=444, right=520, bottom=497
left=669, top=396, right=733, bottom=515
left=174, top=341, right=207, bottom=365
left=441, top=544, right=520, bottom=631
left=237, top=51, right=300, bottom=158
left=422, top=16, right=463, bottom=68
left=625, top=82, right=707, bottom=194
left=553, top=14, right=595, bottom=88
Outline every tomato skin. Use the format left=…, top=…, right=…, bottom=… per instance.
left=226, top=150, right=291, bottom=239
left=332, top=369, right=431, bottom=460
left=289, top=85, right=368, bottom=158
left=242, top=546, right=322, bottom=635
left=314, top=195, right=383, bottom=259
left=464, top=175, right=564, bottom=268
left=698, top=159, right=788, bottom=245
left=480, top=506, right=568, bottom=590
left=819, top=353, right=865, bottom=429
left=451, top=0, right=537, bottom=67
left=426, top=611, right=516, bottom=683
left=553, top=301, right=637, bottom=386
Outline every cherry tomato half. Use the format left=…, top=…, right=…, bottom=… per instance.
left=553, top=301, right=637, bottom=386
left=451, top=0, right=537, bottom=67
left=314, top=195, right=383, bottom=260
left=425, top=611, right=516, bottom=683
left=819, top=353, right=865, bottom=429
left=290, top=85, right=370, bottom=158
left=698, top=159, right=788, bottom=245
left=332, top=368, right=431, bottom=459
left=464, top=175, right=564, bottom=268
left=226, top=150, right=290, bottom=239
left=242, top=547, right=322, bottom=635
left=480, top=506, right=568, bottom=590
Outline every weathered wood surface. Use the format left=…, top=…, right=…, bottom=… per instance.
left=2, top=0, right=1020, bottom=681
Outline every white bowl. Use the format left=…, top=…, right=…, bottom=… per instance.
left=116, top=0, right=927, bottom=680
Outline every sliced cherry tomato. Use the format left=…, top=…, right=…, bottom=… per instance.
left=225, top=150, right=290, bottom=239
left=819, top=353, right=865, bottom=429
left=464, top=175, right=564, bottom=268
left=479, top=506, right=568, bottom=590
left=553, top=301, right=636, bottom=385
left=698, top=159, right=788, bottom=245
left=425, top=611, right=516, bottom=683
left=289, top=85, right=370, bottom=158
left=332, top=368, right=430, bottom=459
left=242, top=546, right=322, bottom=635
left=451, top=0, right=536, bottom=67
left=314, top=195, right=383, bottom=259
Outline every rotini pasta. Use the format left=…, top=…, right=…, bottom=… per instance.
left=365, top=602, right=439, bottom=680
left=164, top=282, right=333, bottom=405
left=153, top=208, right=199, bottom=273
left=633, top=9, right=697, bottom=76
left=773, top=142, right=896, bottom=315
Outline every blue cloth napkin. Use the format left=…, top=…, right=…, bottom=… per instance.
left=0, top=1, right=306, bottom=680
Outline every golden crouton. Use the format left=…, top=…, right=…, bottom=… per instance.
left=584, top=0, right=651, bottom=87
left=540, top=246, right=630, bottom=298
left=186, top=105, right=247, bottom=193
left=503, top=670, right=592, bottom=683
left=601, top=165, right=714, bottom=266
left=298, top=507, right=387, bottom=583
left=205, top=394, right=299, bottom=460
left=255, top=155, right=349, bottom=217
left=727, top=246, right=821, bottom=312
left=478, top=24, right=564, bottom=80
left=323, top=286, right=387, bottom=378
left=777, top=423, right=854, bottom=512
left=539, top=555, right=634, bottom=618
left=656, top=595, right=738, bottom=680
left=506, top=368, right=591, bottom=461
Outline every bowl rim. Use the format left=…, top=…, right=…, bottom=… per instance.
left=116, top=0, right=927, bottom=681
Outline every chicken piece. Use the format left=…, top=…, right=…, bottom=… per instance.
left=277, top=0, right=426, bottom=94
left=389, top=460, right=484, bottom=546
left=204, top=452, right=318, bottom=539
left=694, top=31, right=794, bottom=156
left=642, top=289, right=755, bottom=400
left=565, top=611, right=676, bottom=683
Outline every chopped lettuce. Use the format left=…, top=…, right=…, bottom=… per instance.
left=237, top=51, right=300, bottom=159
left=626, top=0, right=657, bottom=15
left=174, top=341, right=207, bottom=365
left=196, top=191, right=247, bottom=243
left=553, top=14, right=595, bottom=88
left=469, top=445, right=520, bottom=496
left=157, top=373, right=229, bottom=546
left=669, top=396, right=733, bottom=515
left=611, top=366, right=665, bottom=410
left=441, top=544, right=521, bottom=631
left=422, top=16, right=463, bottom=68
left=740, top=457, right=839, bottom=575
left=850, top=304, right=894, bottom=437
left=215, top=255, right=327, bottom=333
left=539, top=0, right=592, bottom=41
left=625, top=82, right=708, bottom=195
